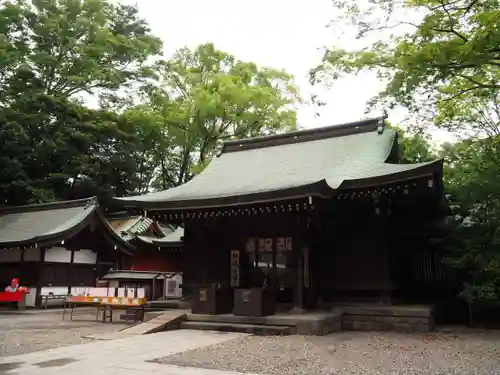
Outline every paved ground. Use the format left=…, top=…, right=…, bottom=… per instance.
left=154, top=328, right=500, bottom=375
left=0, top=308, right=126, bottom=357
left=0, top=329, right=250, bottom=375
left=2, top=311, right=500, bottom=375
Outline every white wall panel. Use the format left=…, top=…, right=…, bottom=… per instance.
left=45, top=247, right=71, bottom=263
left=73, top=249, right=96, bottom=264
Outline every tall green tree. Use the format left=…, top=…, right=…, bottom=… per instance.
left=0, top=0, right=162, bottom=205
left=441, top=137, right=500, bottom=308
left=311, top=0, right=500, bottom=135
left=0, top=0, right=161, bottom=100
left=128, top=43, right=300, bottom=191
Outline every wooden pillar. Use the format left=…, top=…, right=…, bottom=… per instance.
left=152, top=275, right=157, bottom=300
left=68, top=249, right=75, bottom=294
left=271, top=232, right=277, bottom=292
left=381, top=235, right=394, bottom=304
left=20, top=248, right=25, bottom=285
left=94, top=248, right=100, bottom=285
left=291, top=217, right=306, bottom=314
left=303, top=213, right=315, bottom=309
left=35, top=247, right=46, bottom=309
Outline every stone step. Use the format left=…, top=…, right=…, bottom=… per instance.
left=120, top=313, right=142, bottom=321
left=186, top=314, right=297, bottom=326
left=148, top=300, right=191, bottom=309
left=180, top=321, right=294, bottom=335
left=120, top=312, right=187, bottom=335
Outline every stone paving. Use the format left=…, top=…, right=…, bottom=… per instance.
left=3, top=311, right=500, bottom=375
left=0, top=309, right=125, bottom=357
left=0, top=329, right=250, bottom=375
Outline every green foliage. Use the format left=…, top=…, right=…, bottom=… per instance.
left=0, top=0, right=162, bottom=205
left=0, top=0, right=162, bottom=99
left=131, top=43, right=300, bottom=189
left=442, top=138, right=500, bottom=305
left=0, top=2, right=299, bottom=205
left=312, top=0, right=500, bottom=134
left=386, top=121, right=437, bottom=163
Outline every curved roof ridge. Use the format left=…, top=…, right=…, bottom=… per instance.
left=0, top=197, right=97, bottom=214
left=221, top=116, right=386, bottom=154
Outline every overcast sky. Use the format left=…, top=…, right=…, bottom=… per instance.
left=122, top=0, right=454, bottom=144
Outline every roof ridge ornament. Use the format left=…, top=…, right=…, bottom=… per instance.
left=215, top=139, right=224, bottom=157
left=377, top=110, right=388, bottom=135
left=84, top=197, right=97, bottom=209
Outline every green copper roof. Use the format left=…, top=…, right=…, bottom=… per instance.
left=0, top=198, right=134, bottom=252
left=115, top=117, right=442, bottom=209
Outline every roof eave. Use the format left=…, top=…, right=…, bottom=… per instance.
left=0, top=206, right=135, bottom=255
left=0, top=205, right=97, bottom=250
left=338, top=159, right=444, bottom=190
left=113, top=180, right=334, bottom=211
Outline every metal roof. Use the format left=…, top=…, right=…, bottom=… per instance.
left=115, top=117, right=442, bottom=209
left=0, top=198, right=133, bottom=252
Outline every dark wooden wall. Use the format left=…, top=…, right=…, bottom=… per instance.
left=120, top=249, right=182, bottom=273
left=183, top=214, right=306, bottom=291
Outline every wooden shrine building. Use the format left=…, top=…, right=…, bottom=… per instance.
left=102, top=215, right=184, bottom=300
left=0, top=197, right=133, bottom=307
left=108, top=214, right=183, bottom=273
left=115, top=117, right=449, bottom=320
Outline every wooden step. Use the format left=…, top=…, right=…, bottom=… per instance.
left=180, top=321, right=294, bottom=335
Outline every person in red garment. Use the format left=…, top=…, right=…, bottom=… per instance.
left=4, top=278, right=27, bottom=293
left=3, top=278, right=27, bottom=308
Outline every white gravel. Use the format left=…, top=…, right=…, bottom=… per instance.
left=153, top=328, right=500, bottom=375
left=0, top=310, right=126, bottom=357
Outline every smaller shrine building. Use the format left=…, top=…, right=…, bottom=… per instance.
left=0, top=197, right=132, bottom=307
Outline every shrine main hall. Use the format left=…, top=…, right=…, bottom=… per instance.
left=115, top=116, right=449, bottom=332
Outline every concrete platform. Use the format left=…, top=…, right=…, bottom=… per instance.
left=183, top=304, right=434, bottom=335
left=186, top=310, right=342, bottom=335
left=335, top=303, right=435, bottom=332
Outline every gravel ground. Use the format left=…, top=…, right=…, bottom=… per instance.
left=154, top=329, right=500, bottom=375
left=0, top=309, right=126, bottom=357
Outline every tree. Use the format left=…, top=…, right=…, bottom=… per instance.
left=441, top=137, right=500, bottom=309
left=128, top=43, right=300, bottom=191
left=0, top=0, right=162, bottom=205
left=0, top=0, right=162, bottom=101
left=311, top=0, right=500, bottom=135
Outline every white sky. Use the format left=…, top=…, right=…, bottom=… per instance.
left=122, top=0, right=455, bottom=144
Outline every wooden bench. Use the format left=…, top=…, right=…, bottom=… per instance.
left=42, top=293, right=68, bottom=308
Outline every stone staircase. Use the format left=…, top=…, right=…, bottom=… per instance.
left=180, top=318, right=294, bottom=335
left=179, top=312, right=342, bottom=336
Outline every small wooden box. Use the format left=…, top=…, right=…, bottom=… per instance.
left=233, top=288, right=275, bottom=317
left=191, top=285, right=233, bottom=315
